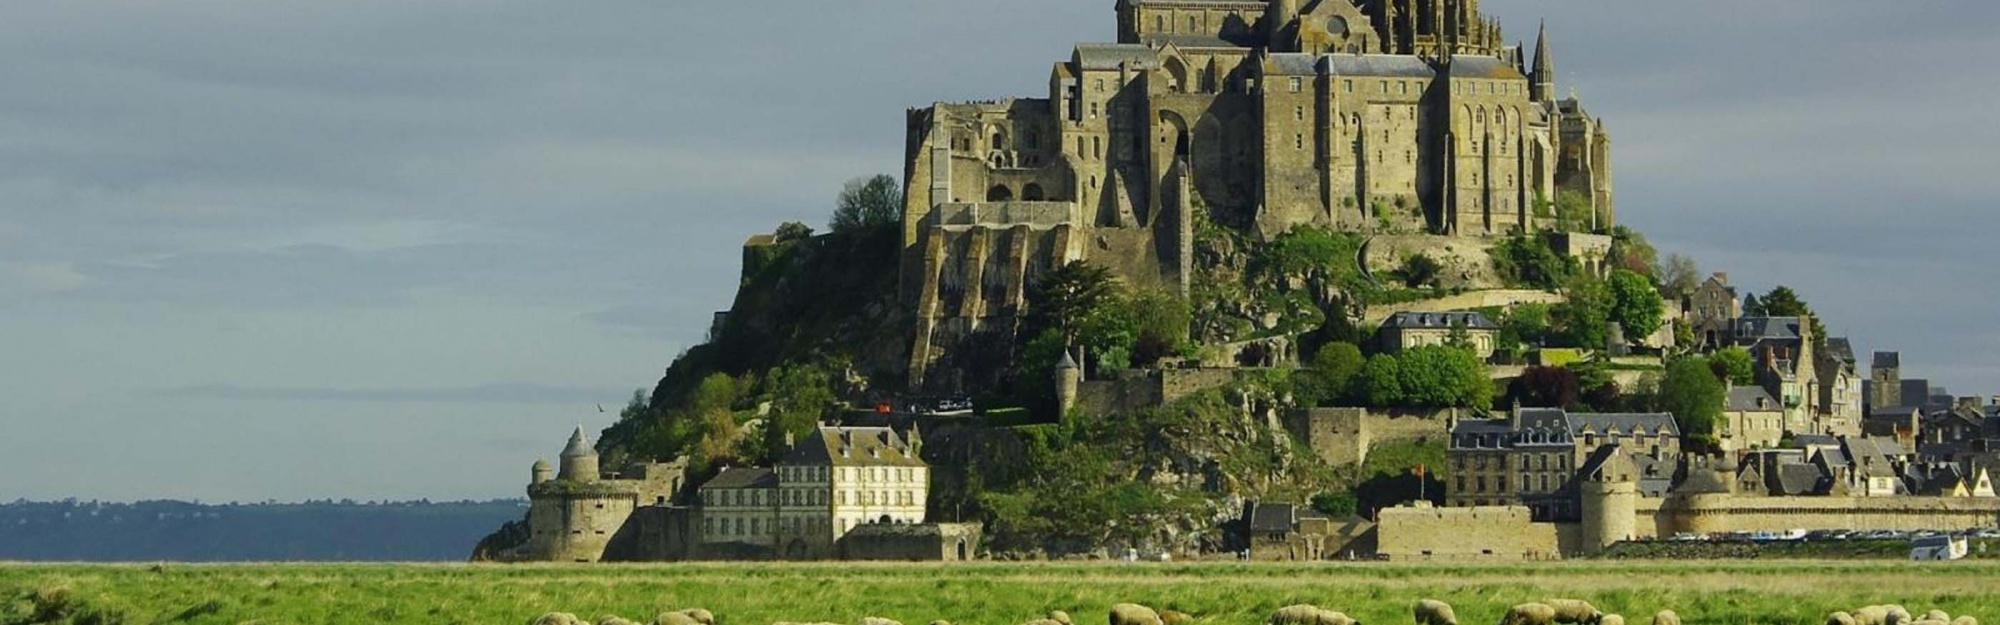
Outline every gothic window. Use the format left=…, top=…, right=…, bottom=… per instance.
left=1188, top=16, right=1196, bottom=31
left=1156, top=15, right=1164, bottom=31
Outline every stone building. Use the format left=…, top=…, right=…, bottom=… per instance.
left=1870, top=351, right=1903, bottom=410
left=1685, top=272, right=1740, bottom=350
left=521, top=427, right=689, bottom=563
left=1446, top=408, right=1679, bottom=520
left=1732, top=316, right=1823, bottom=433
left=900, top=0, right=1613, bottom=388
left=1375, top=310, right=1498, bottom=358
left=696, top=426, right=933, bottom=559
left=1816, top=337, right=1864, bottom=436
left=1719, top=385, right=1785, bottom=453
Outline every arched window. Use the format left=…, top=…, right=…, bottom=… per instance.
left=1022, top=183, right=1046, bottom=201
left=987, top=185, right=1013, bottom=201
left=991, top=133, right=1006, bottom=151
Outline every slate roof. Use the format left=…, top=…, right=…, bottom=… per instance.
left=1825, top=338, right=1856, bottom=366
left=1075, top=44, right=1158, bottom=71
left=1248, top=502, right=1296, bottom=533
left=700, top=467, right=776, bottom=490
left=1442, top=55, right=1525, bottom=80
left=1794, top=434, right=1840, bottom=449
left=1736, top=317, right=1804, bottom=342
left=1266, top=53, right=1321, bottom=76
left=1325, top=54, right=1437, bottom=78
left=1450, top=409, right=1678, bottom=448
left=561, top=426, right=594, bottom=459
left=1563, top=411, right=1681, bottom=438
left=1380, top=310, right=1499, bottom=330
left=1145, top=34, right=1240, bottom=49
left=782, top=426, right=926, bottom=468
left=1727, top=386, right=1780, bottom=412
left=1873, top=351, right=1901, bottom=369
left=1775, top=463, right=1829, bottom=496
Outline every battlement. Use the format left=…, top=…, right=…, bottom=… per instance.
left=930, top=202, right=1078, bottom=228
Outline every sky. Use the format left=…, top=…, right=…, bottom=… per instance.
left=3, top=1, right=1996, bottom=503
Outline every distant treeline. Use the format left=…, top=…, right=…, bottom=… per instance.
left=0, top=499, right=525, bottom=562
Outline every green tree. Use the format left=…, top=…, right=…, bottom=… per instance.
left=1554, top=189, right=1598, bottom=232
left=1608, top=268, right=1666, bottom=340
left=1311, top=491, right=1360, bottom=518
left=1492, top=233, right=1575, bottom=290
left=1395, top=345, right=1491, bottom=409
left=1609, top=226, right=1658, bottom=277
left=1400, top=254, right=1442, bottom=288
left=1497, top=302, right=1553, bottom=352
left=829, top=174, right=903, bottom=234
left=1710, top=346, right=1756, bottom=386
left=772, top=221, right=814, bottom=243
left=1362, top=353, right=1404, bottom=406
left=1554, top=274, right=1612, bottom=349
left=1125, top=289, right=1193, bottom=366
left=1746, top=285, right=1829, bottom=351
left=1657, top=253, right=1701, bottom=299
left=1027, top=261, right=1118, bottom=347
left=1294, top=342, right=1366, bottom=407
left=757, top=363, right=838, bottom=462
left=1658, top=356, right=1725, bottom=452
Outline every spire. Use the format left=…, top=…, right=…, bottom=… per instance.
left=561, top=425, right=594, bottom=458
left=1531, top=20, right=1555, bottom=103
left=1056, top=349, right=1079, bottom=370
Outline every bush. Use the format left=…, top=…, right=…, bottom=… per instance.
left=1399, top=254, right=1442, bottom=288
left=1492, top=233, right=1575, bottom=290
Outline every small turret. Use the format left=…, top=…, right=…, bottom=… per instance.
left=531, top=458, right=553, bottom=485
left=1054, top=349, right=1082, bottom=415
left=1530, top=20, right=1555, bottom=103
left=558, top=425, right=600, bottom=483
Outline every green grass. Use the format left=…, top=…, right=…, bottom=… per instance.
left=3, top=561, right=1999, bottom=625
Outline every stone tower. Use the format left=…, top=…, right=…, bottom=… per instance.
left=559, top=425, right=599, bottom=482
left=531, top=458, right=553, bottom=485
left=1871, top=351, right=1902, bottom=409
left=1530, top=21, right=1555, bottom=103
left=1578, top=446, right=1638, bottom=555
left=1054, top=349, right=1081, bottom=415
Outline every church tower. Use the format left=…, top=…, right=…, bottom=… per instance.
left=1530, top=21, right=1555, bottom=103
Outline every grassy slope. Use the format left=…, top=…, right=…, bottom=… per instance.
left=5, top=561, right=2000, bottom=625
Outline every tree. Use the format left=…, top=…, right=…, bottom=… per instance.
left=1311, top=491, right=1359, bottom=518
left=830, top=174, right=903, bottom=234
left=1554, top=189, right=1598, bottom=232
left=1497, top=302, right=1553, bottom=352
left=1656, top=253, right=1700, bottom=299
left=1608, top=227, right=1658, bottom=277
left=1746, top=285, right=1828, bottom=351
left=773, top=221, right=814, bottom=243
left=1492, top=233, right=1574, bottom=290
left=1607, top=268, right=1666, bottom=341
left=1400, top=253, right=1442, bottom=288
left=1658, top=356, right=1725, bottom=452
left=1553, top=274, right=1612, bottom=349
left=1507, top=366, right=1582, bottom=410
left=1709, top=346, right=1756, bottom=386
left=757, top=363, right=838, bottom=463
left=1027, top=261, right=1118, bottom=346
left=1294, top=342, right=1366, bottom=407
left=1395, top=345, right=1491, bottom=410
left=1362, top=353, right=1404, bottom=406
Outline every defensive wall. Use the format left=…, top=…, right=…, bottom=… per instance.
left=1376, top=504, right=1564, bottom=561
left=1362, top=288, right=1564, bottom=325
left=1075, top=367, right=1244, bottom=416
left=1286, top=407, right=1455, bottom=468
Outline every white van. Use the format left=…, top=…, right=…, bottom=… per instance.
left=1910, top=535, right=1968, bottom=561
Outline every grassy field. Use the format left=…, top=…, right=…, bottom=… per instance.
left=4, top=560, right=1998, bottom=625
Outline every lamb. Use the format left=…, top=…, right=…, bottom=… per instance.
left=533, top=614, right=585, bottom=625
left=1827, top=612, right=1858, bottom=625
left=1021, top=619, right=1065, bottom=625
left=656, top=613, right=701, bottom=625
left=1413, top=599, right=1458, bottom=625
left=1050, top=612, right=1073, bottom=625
left=1652, top=610, right=1679, bottom=625
left=1546, top=600, right=1602, bottom=625
left=1499, top=603, right=1558, bottom=625
left=1598, top=615, right=1624, bottom=625
left=1161, top=610, right=1195, bottom=625
left=679, top=609, right=716, bottom=625
left=1927, top=612, right=1952, bottom=624
left=1951, top=617, right=1978, bottom=625
left=1889, top=607, right=1914, bottom=625
left=1112, top=604, right=1165, bottom=625
left=598, top=617, right=639, bottom=625
left=861, top=618, right=904, bottom=625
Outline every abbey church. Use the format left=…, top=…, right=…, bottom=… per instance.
left=901, top=0, right=1613, bottom=389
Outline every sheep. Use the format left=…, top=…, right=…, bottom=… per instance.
left=1889, top=607, right=1914, bottom=625
left=861, top=618, right=904, bottom=625
left=1268, top=605, right=1358, bottom=625
left=1112, top=604, right=1165, bottom=625
left=598, top=617, right=639, bottom=625
left=1907, top=620, right=1949, bottom=625
left=1652, top=610, right=1679, bottom=625
left=1854, top=607, right=1892, bottom=625
left=1598, top=616, right=1624, bottom=625
left=655, top=613, right=701, bottom=625
left=1161, top=610, right=1195, bottom=625
left=533, top=614, right=585, bottom=625
left=929, top=620, right=953, bottom=625
left=1826, top=612, right=1858, bottom=625
left=1050, top=612, right=1073, bottom=625
left=1021, top=620, right=1065, bottom=625
left=1414, top=599, right=1458, bottom=625
left=678, top=609, right=716, bottom=625
left=1951, top=617, right=1978, bottom=625
left=1498, top=604, right=1558, bottom=625
left=1546, top=600, right=1602, bottom=625
left=1927, top=612, right=1952, bottom=624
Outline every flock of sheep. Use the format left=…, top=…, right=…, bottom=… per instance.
left=528, top=599, right=1983, bottom=625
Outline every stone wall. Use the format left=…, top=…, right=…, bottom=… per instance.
left=838, top=522, right=983, bottom=561
left=1363, top=288, right=1564, bottom=324
left=1075, top=367, right=1243, bottom=416
left=1287, top=407, right=1453, bottom=469
left=1652, top=494, right=2000, bottom=537
left=1375, top=503, right=1560, bottom=560
left=1362, top=235, right=1503, bottom=290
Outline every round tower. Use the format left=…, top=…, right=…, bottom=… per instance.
left=1054, top=349, right=1081, bottom=415
left=558, top=426, right=599, bottom=482
left=531, top=458, right=553, bottom=485
left=1580, top=473, right=1637, bottom=555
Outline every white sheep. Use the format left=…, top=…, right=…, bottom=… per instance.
left=1161, top=610, right=1194, bottom=625
left=1889, top=606, right=1914, bottom=625
left=599, top=617, right=638, bottom=625
left=1112, top=604, right=1165, bottom=625
left=534, top=614, right=586, bottom=625
left=1599, top=615, right=1624, bottom=625
left=1050, top=612, right=1073, bottom=625
left=1652, top=610, right=1679, bottom=625
left=1414, top=599, right=1458, bottom=625
left=861, top=618, right=904, bottom=625
left=1546, top=600, right=1602, bottom=625
left=1951, top=617, right=1978, bottom=625
left=1855, top=607, right=1891, bottom=625
left=1499, top=604, right=1558, bottom=625
left=656, top=613, right=700, bottom=625
left=1927, top=612, right=1952, bottom=624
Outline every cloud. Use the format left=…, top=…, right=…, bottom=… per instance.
left=3, top=261, right=88, bottom=293
left=160, top=382, right=627, bottom=406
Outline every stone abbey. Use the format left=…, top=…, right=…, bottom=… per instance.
left=902, top=0, right=1614, bottom=387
